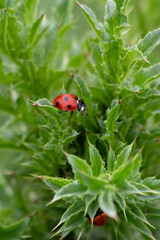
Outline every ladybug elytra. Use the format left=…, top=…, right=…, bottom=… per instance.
left=53, top=94, right=87, bottom=113
left=86, top=209, right=108, bottom=227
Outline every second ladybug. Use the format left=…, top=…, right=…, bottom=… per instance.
left=53, top=94, right=87, bottom=113
left=86, top=209, right=108, bottom=227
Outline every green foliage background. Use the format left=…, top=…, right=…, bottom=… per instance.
left=0, top=0, right=160, bottom=239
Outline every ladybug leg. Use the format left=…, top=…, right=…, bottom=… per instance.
left=57, top=111, right=67, bottom=115
left=79, top=111, right=85, bottom=117
left=69, top=111, right=74, bottom=122
left=57, top=111, right=62, bottom=115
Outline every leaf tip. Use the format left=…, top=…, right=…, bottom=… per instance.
left=63, top=151, right=69, bottom=157
left=143, top=57, right=150, bottom=64
left=27, top=212, right=36, bottom=219
left=51, top=221, right=62, bottom=232
left=113, top=214, right=119, bottom=222
left=151, top=236, right=156, bottom=240
left=138, top=147, right=143, bottom=153
left=57, top=24, right=61, bottom=30
left=31, top=174, right=43, bottom=180
left=68, top=70, right=74, bottom=78
left=86, top=136, right=91, bottom=146
left=118, top=98, right=122, bottom=104
left=145, top=220, right=156, bottom=229
left=38, top=175, right=43, bottom=180
left=34, top=102, right=39, bottom=106
left=76, top=0, right=81, bottom=7
left=46, top=197, right=55, bottom=206
left=50, top=230, right=60, bottom=239
left=60, top=235, right=65, bottom=240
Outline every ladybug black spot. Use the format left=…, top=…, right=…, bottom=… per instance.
left=56, top=101, right=59, bottom=106
left=75, top=97, right=78, bottom=100
left=67, top=105, right=71, bottom=109
left=93, top=222, right=98, bottom=225
left=64, top=96, right=69, bottom=101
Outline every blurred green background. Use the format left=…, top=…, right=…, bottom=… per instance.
left=39, top=0, right=160, bottom=59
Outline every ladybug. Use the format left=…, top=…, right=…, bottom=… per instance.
left=86, top=209, right=108, bottom=226
left=53, top=94, right=87, bottom=113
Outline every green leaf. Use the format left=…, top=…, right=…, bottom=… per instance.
left=61, top=201, right=85, bottom=224
left=90, top=41, right=107, bottom=79
left=76, top=172, right=108, bottom=193
left=83, top=115, right=100, bottom=133
left=127, top=211, right=156, bottom=240
left=121, top=0, right=129, bottom=13
left=84, top=194, right=97, bottom=215
left=131, top=152, right=142, bottom=178
left=131, top=182, right=160, bottom=194
left=31, top=25, right=49, bottom=49
left=121, top=49, right=143, bottom=77
left=89, top=143, right=104, bottom=176
left=21, top=0, right=39, bottom=25
left=104, top=99, right=120, bottom=142
left=135, top=63, right=160, bottom=85
left=0, top=9, right=24, bottom=57
left=60, top=130, right=79, bottom=145
left=73, top=75, right=92, bottom=114
left=34, top=98, right=61, bottom=126
left=87, top=200, right=99, bottom=220
left=29, top=14, right=44, bottom=47
left=34, top=98, right=53, bottom=107
left=142, top=177, right=160, bottom=190
left=42, top=176, right=72, bottom=192
left=107, top=147, right=116, bottom=172
left=53, top=182, right=87, bottom=202
left=109, top=40, right=119, bottom=75
left=105, top=0, right=116, bottom=35
left=105, top=0, right=116, bottom=21
left=115, top=194, right=127, bottom=220
left=119, top=181, right=151, bottom=195
left=67, top=154, right=92, bottom=176
left=89, top=87, right=108, bottom=104
left=114, top=143, right=132, bottom=169
left=129, top=204, right=155, bottom=229
left=0, top=217, right=29, bottom=240
left=77, top=1, right=102, bottom=39
left=111, top=162, right=133, bottom=186
left=45, top=22, right=73, bottom=75
left=58, top=211, right=84, bottom=238
left=120, top=87, right=139, bottom=97
left=53, top=201, right=85, bottom=233
left=105, top=0, right=128, bottom=37
left=138, top=28, right=160, bottom=56
left=67, top=54, right=86, bottom=68
left=99, top=191, right=117, bottom=218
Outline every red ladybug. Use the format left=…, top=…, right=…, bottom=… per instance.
left=53, top=94, right=87, bottom=113
left=86, top=209, right=108, bottom=226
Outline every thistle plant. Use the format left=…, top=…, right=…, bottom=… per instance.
left=0, top=0, right=160, bottom=240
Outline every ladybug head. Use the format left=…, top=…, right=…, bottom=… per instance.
left=77, top=100, right=87, bottom=113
